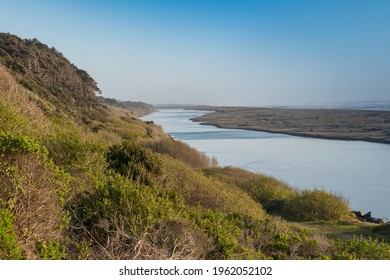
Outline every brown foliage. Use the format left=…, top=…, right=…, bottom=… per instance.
left=0, top=152, right=68, bottom=259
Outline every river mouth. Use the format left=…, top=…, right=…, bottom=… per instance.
left=141, top=108, right=390, bottom=220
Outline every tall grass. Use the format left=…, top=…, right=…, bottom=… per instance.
left=142, top=138, right=218, bottom=168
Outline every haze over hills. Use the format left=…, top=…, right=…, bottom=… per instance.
left=1, top=33, right=390, bottom=260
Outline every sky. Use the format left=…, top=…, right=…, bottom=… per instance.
left=1, top=0, right=390, bottom=106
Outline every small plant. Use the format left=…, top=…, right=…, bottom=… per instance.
left=35, top=239, right=66, bottom=260
left=0, top=209, right=24, bottom=259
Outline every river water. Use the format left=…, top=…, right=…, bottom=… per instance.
left=141, top=109, right=390, bottom=219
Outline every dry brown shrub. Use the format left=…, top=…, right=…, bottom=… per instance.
left=79, top=215, right=215, bottom=260
left=0, top=153, right=68, bottom=259
left=0, top=65, right=52, bottom=138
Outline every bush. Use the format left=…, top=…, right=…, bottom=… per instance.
left=158, top=155, right=266, bottom=220
left=35, top=239, right=66, bottom=260
left=331, top=236, right=390, bottom=259
left=142, top=138, right=218, bottom=168
left=0, top=133, right=70, bottom=258
left=0, top=132, right=47, bottom=156
left=282, top=189, right=350, bottom=221
left=202, top=167, right=294, bottom=209
left=372, top=222, right=390, bottom=234
left=254, top=217, right=330, bottom=260
left=187, top=209, right=270, bottom=260
left=0, top=209, right=24, bottom=259
left=106, top=142, right=160, bottom=185
left=68, top=173, right=191, bottom=259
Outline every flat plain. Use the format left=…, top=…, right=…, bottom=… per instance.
left=190, top=106, right=390, bottom=144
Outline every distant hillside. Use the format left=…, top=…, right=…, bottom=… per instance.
left=0, top=33, right=100, bottom=110
left=0, top=33, right=153, bottom=122
left=98, top=96, right=154, bottom=117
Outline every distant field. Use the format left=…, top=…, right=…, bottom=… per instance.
left=190, top=106, right=390, bottom=144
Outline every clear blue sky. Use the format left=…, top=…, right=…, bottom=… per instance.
left=1, top=0, right=389, bottom=106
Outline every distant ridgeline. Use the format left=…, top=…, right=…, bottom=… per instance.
left=98, top=96, right=154, bottom=117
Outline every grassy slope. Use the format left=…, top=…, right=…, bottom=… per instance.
left=1, top=35, right=390, bottom=260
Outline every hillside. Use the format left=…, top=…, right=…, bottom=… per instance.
left=1, top=33, right=390, bottom=260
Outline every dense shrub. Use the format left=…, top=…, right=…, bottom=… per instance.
left=0, top=209, right=24, bottom=259
left=282, top=189, right=350, bottom=221
left=142, top=138, right=218, bottom=168
left=106, top=142, right=160, bottom=185
left=372, top=222, right=390, bottom=234
left=35, top=239, right=66, bottom=260
left=202, top=167, right=294, bottom=215
left=188, top=210, right=258, bottom=259
left=68, top=173, right=214, bottom=259
left=0, top=133, right=70, bottom=258
left=331, top=236, right=390, bottom=259
left=202, top=167, right=294, bottom=204
left=158, top=155, right=266, bottom=220
left=254, top=217, right=330, bottom=259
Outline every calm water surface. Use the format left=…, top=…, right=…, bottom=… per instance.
left=142, top=109, right=390, bottom=219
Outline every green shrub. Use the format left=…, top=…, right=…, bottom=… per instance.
left=68, top=173, right=185, bottom=259
left=142, top=138, right=218, bottom=168
left=0, top=209, right=24, bottom=259
left=158, top=155, right=266, bottom=220
left=106, top=142, right=160, bottom=185
left=0, top=133, right=70, bottom=258
left=254, top=217, right=330, bottom=260
left=372, top=222, right=390, bottom=234
left=35, top=239, right=66, bottom=260
left=0, top=132, right=47, bottom=156
left=282, top=189, right=350, bottom=221
left=331, top=236, right=390, bottom=259
left=188, top=209, right=265, bottom=260
left=202, top=167, right=294, bottom=204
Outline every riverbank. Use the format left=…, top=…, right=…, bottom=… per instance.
left=189, top=106, right=390, bottom=144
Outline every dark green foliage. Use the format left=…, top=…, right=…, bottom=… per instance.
left=0, top=33, right=100, bottom=113
left=282, top=189, right=350, bottom=221
left=331, top=236, right=390, bottom=259
left=106, top=142, right=160, bottom=185
left=373, top=222, right=390, bottom=234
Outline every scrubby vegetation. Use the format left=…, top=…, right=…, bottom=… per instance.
left=1, top=33, right=390, bottom=260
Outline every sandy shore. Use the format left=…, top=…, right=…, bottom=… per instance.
left=190, top=106, right=390, bottom=144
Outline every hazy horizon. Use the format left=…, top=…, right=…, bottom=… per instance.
left=2, top=0, right=389, bottom=107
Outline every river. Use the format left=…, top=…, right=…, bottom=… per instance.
left=141, top=108, right=390, bottom=219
